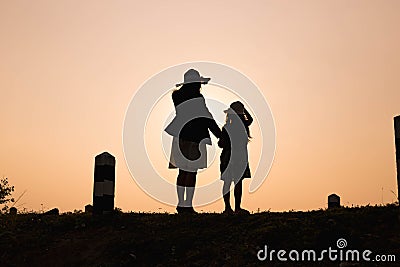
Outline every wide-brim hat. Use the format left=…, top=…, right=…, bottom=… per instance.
left=176, top=69, right=211, bottom=87
left=224, top=101, right=245, bottom=114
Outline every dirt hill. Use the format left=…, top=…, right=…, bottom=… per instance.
left=1, top=205, right=399, bottom=266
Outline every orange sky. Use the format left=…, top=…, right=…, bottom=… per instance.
left=1, top=1, right=400, bottom=213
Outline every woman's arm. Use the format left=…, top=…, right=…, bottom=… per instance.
left=198, top=96, right=222, bottom=139
left=208, top=119, right=222, bottom=139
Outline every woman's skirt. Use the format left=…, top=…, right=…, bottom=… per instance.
left=168, top=137, right=207, bottom=172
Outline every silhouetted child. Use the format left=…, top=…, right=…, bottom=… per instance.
left=218, top=101, right=253, bottom=214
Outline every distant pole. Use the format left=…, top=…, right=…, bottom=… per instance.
left=395, top=116, right=400, bottom=203
left=93, top=152, right=116, bottom=215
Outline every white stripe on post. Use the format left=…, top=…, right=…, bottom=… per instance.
left=103, top=180, right=114, bottom=196
left=94, top=182, right=104, bottom=197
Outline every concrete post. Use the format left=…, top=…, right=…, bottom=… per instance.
left=93, top=152, right=116, bottom=215
left=394, top=116, right=400, bottom=202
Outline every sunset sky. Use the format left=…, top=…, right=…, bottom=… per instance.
left=1, top=1, right=400, bottom=213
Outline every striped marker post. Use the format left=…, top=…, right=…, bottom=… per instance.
left=395, top=116, right=400, bottom=203
left=93, top=152, right=116, bottom=215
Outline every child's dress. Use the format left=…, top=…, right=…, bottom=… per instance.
left=218, top=118, right=252, bottom=183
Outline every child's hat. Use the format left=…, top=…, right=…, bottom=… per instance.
left=224, top=101, right=245, bottom=114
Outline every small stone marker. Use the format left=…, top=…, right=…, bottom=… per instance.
left=93, top=152, right=116, bottom=215
left=9, top=207, right=17, bottom=215
left=85, top=204, right=93, bottom=213
left=328, top=194, right=340, bottom=209
left=44, top=208, right=59, bottom=215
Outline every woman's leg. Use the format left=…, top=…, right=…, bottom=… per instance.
left=222, top=180, right=232, bottom=211
left=234, top=179, right=243, bottom=210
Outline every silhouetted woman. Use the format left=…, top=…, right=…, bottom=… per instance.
left=165, top=69, right=221, bottom=214
left=218, top=101, right=253, bottom=214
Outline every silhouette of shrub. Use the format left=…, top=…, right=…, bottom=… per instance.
left=0, top=177, right=14, bottom=212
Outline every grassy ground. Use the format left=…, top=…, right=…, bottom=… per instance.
left=0, top=205, right=399, bottom=266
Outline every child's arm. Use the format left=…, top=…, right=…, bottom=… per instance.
left=244, top=108, right=253, bottom=126
left=217, top=128, right=228, bottom=148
